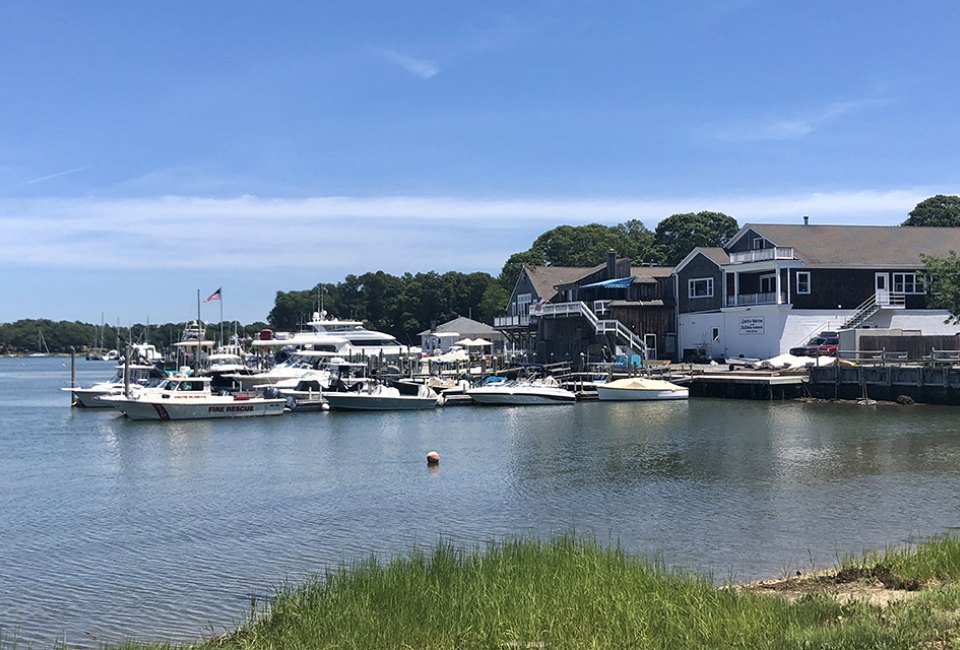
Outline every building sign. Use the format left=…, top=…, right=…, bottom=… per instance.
left=739, top=317, right=764, bottom=335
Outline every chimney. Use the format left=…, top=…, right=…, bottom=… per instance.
left=606, top=249, right=617, bottom=279
left=803, top=215, right=809, bottom=226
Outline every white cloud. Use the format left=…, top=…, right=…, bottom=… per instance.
left=0, top=189, right=930, bottom=274
left=378, top=49, right=440, bottom=79
left=712, top=98, right=883, bottom=142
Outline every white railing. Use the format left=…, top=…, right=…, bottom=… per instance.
left=727, top=292, right=785, bottom=307
left=494, top=314, right=531, bottom=328
left=728, top=247, right=795, bottom=264
left=539, top=301, right=646, bottom=356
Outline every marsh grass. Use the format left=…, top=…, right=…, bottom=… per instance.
left=838, top=532, right=960, bottom=585
left=29, top=535, right=960, bottom=649
left=145, top=536, right=945, bottom=650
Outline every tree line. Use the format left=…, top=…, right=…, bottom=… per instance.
left=4, top=197, right=960, bottom=353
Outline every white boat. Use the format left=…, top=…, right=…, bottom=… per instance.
left=251, top=311, right=409, bottom=359
left=467, top=376, right=577, bottom=405
left=224, top=350, right=345, bottom=390
left=595, top=377, right=689, bottom=401
left=62, top=363, right=167, bottom=408
left=101, top=376, right=286, bottom=420
left=323, top=381, right=442, bottom=411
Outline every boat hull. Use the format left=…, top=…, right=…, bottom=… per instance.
left=467, top=388, right=576, bottom=405
left=66, top=387, right=118, bottom=408
left=108, top=396, right=287, bottom=420
left=596, top=386, right=689, bottom=401
left=322, top=392, right=439, bottom=411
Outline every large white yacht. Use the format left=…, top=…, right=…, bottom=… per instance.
left=250, top=311, right=409, bottom=359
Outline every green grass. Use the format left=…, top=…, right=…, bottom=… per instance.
left=839, top=532, right=960, bottom=585
left=22, top=535, right=960, bottom=649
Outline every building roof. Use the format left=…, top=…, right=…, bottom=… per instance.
left=523, top=264, right=604, bottom=301
left=629, top=266, right=674, bottom=283
left=672, top=247, right=730, bottom=275
left=418, top=315, right=498, bottom=337
left=746, top=224, right=960, bottom=267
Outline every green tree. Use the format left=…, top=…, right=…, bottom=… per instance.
left=921, top=251, right=960, bottom=323
left=653, top=211, right=739, bottom=266
left=903, top=195, right=960, bottom=227
left=499, top=249, right=548, bottom=291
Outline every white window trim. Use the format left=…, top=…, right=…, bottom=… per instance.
left=796, top=271, right=811, bottom=295
left=759, top=273, right=777, bottom=294
left=752, top=237, right=765, bottom=250
left=688, top=277, right=714, bottom=299
left=892, top=272, right=923, bottom=295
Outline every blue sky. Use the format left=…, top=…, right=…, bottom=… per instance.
left=2, top=1, right=959, bottom=326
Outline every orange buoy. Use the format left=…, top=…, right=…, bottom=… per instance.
left=426, top=451, right=440, bottom=465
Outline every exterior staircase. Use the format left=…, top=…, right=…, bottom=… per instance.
left=840, top=292, right=906, bottom=330
left=535, top=301, right=648, bottom=358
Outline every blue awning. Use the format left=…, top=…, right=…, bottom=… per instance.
left=580, top=276, right=635, bottom=290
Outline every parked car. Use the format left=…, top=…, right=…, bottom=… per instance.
left=789, top=331, right=839, bottom=356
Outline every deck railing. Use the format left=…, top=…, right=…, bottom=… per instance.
left=728, top=247, right=795, bottom=264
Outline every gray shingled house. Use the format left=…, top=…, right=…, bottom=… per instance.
left=495, top=251, right=676, bottom=363
left=673, top=221, right=960, bottom=360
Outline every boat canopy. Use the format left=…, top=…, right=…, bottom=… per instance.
left=580, top=276, right=635, bottom=290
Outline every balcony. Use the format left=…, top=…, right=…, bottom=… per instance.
left=494, top=314, right=531, bottom=328
left=728, top=247, right=795, bottom=264
left=726, top=292, right=787, bottom=307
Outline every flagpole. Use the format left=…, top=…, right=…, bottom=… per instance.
left=196, top=289, right=202, bottom=373
left=219, top=291, right=224, bottom=348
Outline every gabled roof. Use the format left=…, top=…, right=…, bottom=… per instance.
left=672, top=247, right=729, bottom=275
left=522, top=263, right=604, bottom=301
left=742, top=224, right=960, bottom=267
left=418, top=315, right=498, bottom=337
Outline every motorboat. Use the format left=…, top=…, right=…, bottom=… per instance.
left=63, top=363, right=167, bottom=408
left=323, top=380, right=443, bottom=411
left=198, top=352, right=256, bottom=390
left=595, top=377, right=689, bottom=401
left=467, top=376, right=577, bottom=405
left=101, top=376, right=286, bottom=420
left=225, top=350, right=356, bottom=391
left=395, top=376, right=474, bottom=406
left=250, top=311, right=409, bottom=359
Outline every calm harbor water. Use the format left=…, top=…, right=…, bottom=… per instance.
left=3, top=356, right=960, bottom=647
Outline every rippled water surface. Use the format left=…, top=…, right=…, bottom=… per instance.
left=3, top=357, right=960, bottom=646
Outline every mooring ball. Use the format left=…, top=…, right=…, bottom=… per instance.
left=426, top=451, right=440, bottom=464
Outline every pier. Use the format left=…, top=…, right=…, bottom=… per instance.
left=808, top=363, right=960, bottom=405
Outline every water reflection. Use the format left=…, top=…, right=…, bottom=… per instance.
left=5, top=359, right=960, bottom=647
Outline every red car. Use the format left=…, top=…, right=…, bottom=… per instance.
left=790, top=331, right=839, bottom=356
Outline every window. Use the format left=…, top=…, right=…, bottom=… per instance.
left=688, top=277, right=714, bottom=298
left=796, top=271, right=811, bottom=294
left=893, top=272, right=922, bottom=294
left=711, top=328, right=720, bottom=342
left=515, top=293, right=532, bottom=316
left=752, top=237, right=765, bottom=250
left=759, top=274, right=776, bottom=294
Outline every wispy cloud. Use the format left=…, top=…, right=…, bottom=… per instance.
left=712, top=99, right=882, bottom=142
left=5, top=165, right=91, bottom=190
left=377, top=49, right=440, bottom=79
left=0, top=189, right=928, bottom=274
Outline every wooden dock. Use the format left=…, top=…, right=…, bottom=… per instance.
left=687, top=370, right=806, bottom=400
